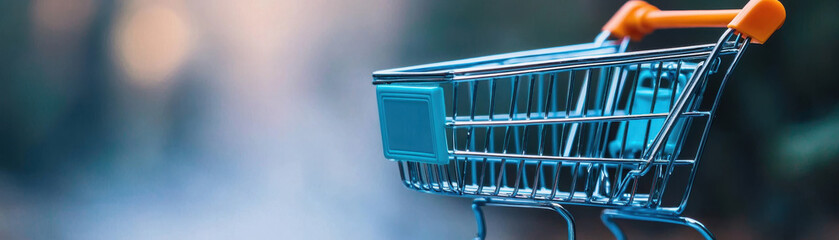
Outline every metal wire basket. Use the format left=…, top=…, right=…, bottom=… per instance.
left=373, top=1, right=785, bottom=239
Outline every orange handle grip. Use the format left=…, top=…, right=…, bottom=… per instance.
left=602, top=0, right=786, bottom=44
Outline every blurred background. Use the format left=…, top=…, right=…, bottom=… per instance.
left=0, top=0, right=836, bottom=239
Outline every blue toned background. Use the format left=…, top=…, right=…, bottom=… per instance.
left=1, top=0, right=836, bottom=239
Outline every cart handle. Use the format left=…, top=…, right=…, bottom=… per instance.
left=602, top=0, right=785, bottom=44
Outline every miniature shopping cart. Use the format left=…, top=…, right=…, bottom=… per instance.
left=372, top=1, right=785, bottom=239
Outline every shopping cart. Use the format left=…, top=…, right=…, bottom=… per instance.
left=372, top=1, right=785, bottom=239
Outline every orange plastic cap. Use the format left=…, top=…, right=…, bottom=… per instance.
left=728, top=0, right=786, bottom=44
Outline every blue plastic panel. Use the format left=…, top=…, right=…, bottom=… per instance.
left=609, top=64, right=690, bottom=157
left=376, top=85, right=448, bottom=164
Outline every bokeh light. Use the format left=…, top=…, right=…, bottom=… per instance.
left=0, top=1, right=836, bottom=239
left=113, top=1, right=192, bottom=86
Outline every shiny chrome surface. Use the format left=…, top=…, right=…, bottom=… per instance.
left=601, top=208, right=715, bottom=240
left=376, top=30, right=750, bottom=239
left=473, top=198, right=575, bottom=240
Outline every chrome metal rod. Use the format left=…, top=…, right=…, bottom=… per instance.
left=641, top=29, right=734, bottom=166
left=611, top=30, right=736, bottom=200
left=372, top=44, right=739, bottom=83
left=601, top=209, right=715, bottom=240
left=676, top=37, right=751, bottom=214
left=472, top=198, right=576, bottom=240
left=449, top=112, right=708, bottom=126
left=453, top=151, right=697, bottom=164
left=472, top=198, right=487, bottom=240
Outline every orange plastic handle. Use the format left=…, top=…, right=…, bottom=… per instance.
left=602, top=0, right=786, bottom=44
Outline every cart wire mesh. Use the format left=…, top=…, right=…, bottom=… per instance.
left=377, top=30, right=749, bottom=214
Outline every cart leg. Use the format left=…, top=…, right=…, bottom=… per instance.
left=472, top=198, right=487, bottom=240
left=600, top=209, right=715, bottom=240
left=549, top=202, right=577, bottom=240
left=471, top=198, right=576, bottom=240
left=600, top=210, right=628, bottom=240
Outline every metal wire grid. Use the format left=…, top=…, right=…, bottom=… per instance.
left=388, top=30, right=750, bottom=214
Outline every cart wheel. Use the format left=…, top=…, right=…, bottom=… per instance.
left=600, top=209, right=715, bottom=240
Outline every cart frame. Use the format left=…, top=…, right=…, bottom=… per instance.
left=373, top=1, right=785, bottom=239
